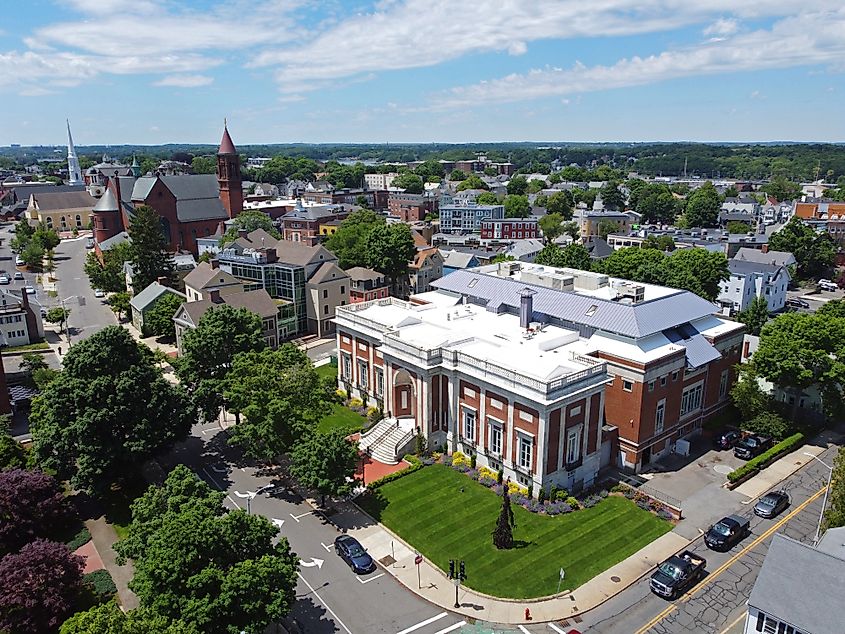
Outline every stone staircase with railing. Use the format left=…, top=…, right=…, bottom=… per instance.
left=359, top=417, right=416, bottom=465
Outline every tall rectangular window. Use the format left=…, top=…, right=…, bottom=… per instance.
left=341, top=354, right=351, bottom=380
left=566, top=427, right=582, bottom=465
left=719, top=369, right=729, bottom=399
left=375, top=368, right=384, bottom=397
left=463, top=409, right=476, bottom=441
left=518, top=436, right=533, bottom=470
left=655, top=399, right=666, bottom=434
left=681, top=383, right=704, bottom=416
left=489, top=421, right=502, bottom=455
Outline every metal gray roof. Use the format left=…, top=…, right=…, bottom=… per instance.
left=99, top=232, right=130, bottom=250
left=748, top=534, right=845, bottom=634
left=129, top=282, right=185, bottom=312
left=174, top=197, right=228, bottom=222
left=728, top=260, right=783, bottom=277
left=432, top=268, right=719, bottom=339
left=93, top=188, right=119, bottom=212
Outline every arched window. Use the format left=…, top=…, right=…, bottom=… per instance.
left=46, top=217, right=53, bottom=228
left=60, top=216, right=68, bottom=229
left=75, top=214, right=82, bottom=227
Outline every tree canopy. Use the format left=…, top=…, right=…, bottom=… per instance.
left=129, top=205, right=174, bottom=291
left=823, top=446, right=845, bottom=532
left=392, top=172, right=424, bottom=194
left=503, top=194, right=530, bottom=218
left=545, top=191, right=573, bottom=219
left=599, top=181, right=624, bottom=210
left=762, top=175, right=802, bottom=203
left=684, top=182, right=721, bottom=228
left=290, top=429, right=359, bottom=506
left=0, top=425, right=25, bottom=471
left=506, top=175, right=528, bottom=195
left=143, top=292, right=183, bottom=339
left=534, top=243, right=591, bottom=270
left=324, top=209, right=385, bottom=269
left=0, top=468, right=69, bottom=556
left=737, top=295, right=770, bottom=335
left=175, top=305, right=265, bottom=422
left=363, top=222, right=417, bottom=293
left=456, top=174, right=488, bottom=191
left=633, top=183, right=679, bottom=224
left=768, top=216, right=836, bottom=280
left=224, top=346, right=332, bottom=460
left=30, top=326, right=195, bottom=495
left=84, top=241, right=132, bottom=293
left=476, top=191, right=499, bottom=205
left=61, top=601, right=199, bottom=634
left=538, top=213, right=567, bottom=244
left=220, top=211, right=280, bottom=246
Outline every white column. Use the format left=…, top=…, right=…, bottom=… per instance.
left=505, top=401, right=515, bottom=467
left=536, top=409, right=548, bottom=487
left=478, top=388, right=487, bottom=453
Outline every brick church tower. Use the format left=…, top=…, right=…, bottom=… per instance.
left=217, top=122, right=243, bottom=219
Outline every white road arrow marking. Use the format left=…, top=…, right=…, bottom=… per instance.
left=272, top=518, right=285, bottom=529
left=299, top=557, right=324, bottom=569
left=233, top=490, right=256, bottom=499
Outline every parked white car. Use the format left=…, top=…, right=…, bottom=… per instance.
left=818, top=279, right=838, bottom=292
left=94, top=289, right=106, bottom=298
left=24, top=286, right=35, bottom=295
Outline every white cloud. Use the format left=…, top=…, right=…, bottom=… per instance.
left=153, top=74, right=214, bottom=88
left=704, top=18, right=739, bottom=37
left=250, top=0, right=841, bottom=90
left=426, top=9, right=845, bottom=110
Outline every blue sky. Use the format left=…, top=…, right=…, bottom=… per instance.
left=2, top=1, right=844, bottom=146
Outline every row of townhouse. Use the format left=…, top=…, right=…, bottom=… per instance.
left=335, top=261, right=744, bottom=491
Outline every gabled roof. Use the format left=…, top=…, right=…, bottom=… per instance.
left=30, top=190, right=95, bottom=211
left=132, top=175, right=228, bottom=222
left=411, top=230, right=429, bottom=248
left=345, top=267, right=383, bottom=283
left=177, top=288, right=279, bottom=325
left=748, top=534, right=845, bottom=634
left=733, top=247, right=796, bottom=268
left=412, top=247, right=442, bottom=270
left=275, top=239, right=336, bottom=267
left=308, top=261, right=348, bottom=284
left=728, top=260, right=785, bottom=277
left=129, top=282, right=185, bottom=312
left=99, top=232, right=130, bottom=251
left=440, top=249, right=477, bottom=269
left=182, top=261, right=241, bottom=291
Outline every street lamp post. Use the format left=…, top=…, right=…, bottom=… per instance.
left=804, top=452, right=834, bottom=546
left=59, top=295, right=81, bottom=347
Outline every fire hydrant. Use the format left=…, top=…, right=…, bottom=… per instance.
left=525, top=607, right=532, bottom=621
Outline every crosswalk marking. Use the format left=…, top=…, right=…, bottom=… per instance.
left=432, top=622, right=466, bottom=634
left=396, top=612, right=449, bottom=634
left=548, top=624, right=567, bottom=634
left=518, top=626, right=531, bottom=634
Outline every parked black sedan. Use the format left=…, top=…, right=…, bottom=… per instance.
left=713, top=429, right=742, bottom=450
left=705, top=514, right=750, bottom=551
left=334, top=535, right=376, bottom=574
left=754, top=490, right=790, bottom=519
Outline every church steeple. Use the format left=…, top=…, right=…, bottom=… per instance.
left=217, top=121, right=242, bottom=219
left=66, top=120, right=82, bottom=186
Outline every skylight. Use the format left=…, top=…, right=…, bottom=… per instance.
left=585, top=304, right=598, bottom=317
left=468, top=278, right=479, bottom=288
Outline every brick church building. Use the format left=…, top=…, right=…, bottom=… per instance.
left=92, top=124, right=243, bottom=255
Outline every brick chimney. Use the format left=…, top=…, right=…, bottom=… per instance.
left=209, top=289, right=221, bottom=303
left=156, top=276, right=169, bottom=287
left=238, top=229, right=249, bottom=239
left=761, top=244, right=769, bottom=254
left=210, top=258, right=219, bottom=270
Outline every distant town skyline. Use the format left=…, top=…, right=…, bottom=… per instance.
left=2, top=1, right=845, bottom=146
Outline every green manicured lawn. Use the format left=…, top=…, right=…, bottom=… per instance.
left=315, top=361, right=366, bottom=435
left=358, top=465, right=672, bottom=599
left=2, top=341, right=51, bottom=353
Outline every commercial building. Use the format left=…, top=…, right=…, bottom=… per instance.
left=336, top=261, right=743, bottom=475
left=480, top=218, right=539, bottom=240
left=572, top=209, right=631, bottom=239
left=439, top=202, right=504, bottom=234
left=278, top=200, right=351, bottom=246
left=364, top=173, right=397, bottom=190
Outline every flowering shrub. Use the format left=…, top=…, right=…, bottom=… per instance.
left=421, top=457, right=436, bottom=466
left=442, top=456, right=453, bottom=466
left=545, top=502, right=574, bottom=515
left=451, top=451, right=467, bottom=466
left=565, top=496, right=580, bottom=509
left=507, top=481, right=529, bottom=496
left=349, top=397, right=364, bottom=408
left=657, top=509, right=675, bottom=521
left=492, top=484, right=504, bottom=496
left=336, top=389, right=347, bottom=399
left=478, top=475, right=497, bottom=487
left=452, top=463, right=471, bottom=474
left=467, top=468, right=479, bottom=480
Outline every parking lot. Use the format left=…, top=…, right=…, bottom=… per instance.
left=0, top=223, right=51, bottom=313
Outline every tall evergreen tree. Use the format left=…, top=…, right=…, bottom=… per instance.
left=129, top=205, right=174, bottom=291
left=492, top=488, right=516, bottom=550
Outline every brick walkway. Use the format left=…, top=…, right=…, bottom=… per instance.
left=355, top=454, right=409, bottom=484
left=74, top=539, right=104, bottom=574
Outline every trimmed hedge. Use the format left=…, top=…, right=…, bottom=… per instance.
left=84, top=569, right=117, bottom=600
left=65, top=526, right=92, bottom=551
left=727, top=433, right=804, bottom=483
left=367, top=455, right=424, bottom=490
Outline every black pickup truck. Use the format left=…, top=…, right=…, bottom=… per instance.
left=649, top=551, right=706, bottom=599
left=734, top=434, right=772, bottom=460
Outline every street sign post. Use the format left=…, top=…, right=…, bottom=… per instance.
left=414, top=553, right=423, bottom=588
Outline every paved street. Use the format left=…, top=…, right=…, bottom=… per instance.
left=575, top=443, right=838, bottom=634
left=0, top=223, right=48, bottom=311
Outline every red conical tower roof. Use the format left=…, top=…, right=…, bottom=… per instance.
left=218, top=121, right=237, bottom=155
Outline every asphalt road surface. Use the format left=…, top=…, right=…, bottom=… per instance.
left=0, top=223, right=48, bottom=312
left=575, top=444, right=838, bottom=634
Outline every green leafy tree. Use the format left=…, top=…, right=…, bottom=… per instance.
left=220, top=211, right=280, bottom=246
left=414, top=159, right=445, bottom=182
left=61, top=601, right=199, bottom=634
left=476, top=191, right=499, bottom=205
left=817, top=299, right=845, bottom=319
left=660, top=248, right=729, bottom=302
left=490, top=254, right=515, bottom=263
left=506, top=175, right=528, bottom=195
left=527, top=179, right=547, bottom=194
left=768, top=217, right=836, bottom=280
left=129, top=205, right=174, bottom=291
left=642, top=234, right=676, bottom=251
left=723, top=185, right=739, bottom=199
left=30, top=326, right=195, bottom=495
left=20, top=239, right=44, bottom=268
left=737, top=295, right=770, bottom=335
left=449, top=169, right=467, bottom=181
left=684, top=182, right=721, bottom=228
left=823, top=446, right=845, bottom=531
left=224, top=346, right=332, bottom=460
left=730, top=365, right=772, bottom=420
left=84, top=241, right=132, bottom=292
left=594, top=247, right=667, bottom=284
left=746, top=411, right=790, bottom=441
left=456, top=174, right=489, bottom=191
left=116, top=467, right=298, bottom=634
left=572, top=188, right=598, bottom=209
left=503, top=194, right=530, bottom=219
left=754, top=312, right=845, bottom=419
left=392, top=172, right=424, bottom=194
left=597, top=219, right=621, bottom=239
left=324, top=209, right=385, bottom=269
left=535, top=243, right=591, bottom=270
left=600, top=181, right=624, bottom=210
left=143, top=293, right=183, bottom=339
left=483, top=166, right=498, bottom=177
left=561, top=221, right=580, bottom=242
left=108, top=291, right=131, bottom=321
left=539, top=213, right=566, bottom=244
left=20, top=352, right=48, bottom=376
left=364, top=223, right=416, bottom=294
left=763, top=175, right=802, bottom=203
left=290, top=429, right=359, bottom=506
left=0, top=424, right=25, bottom=470
left=176, top=306, right=265, bottom=422
left=46, top=306, right=71, bottom=330
left=492, top=488, right=516, bottom=549
left=534, top=193, right=548, bottom=208
left=546, top=191, right=574, bottom=219
left=635, top=183, right=679, bottom=224
left=33, top=223, right=61, bottom=251
left=190, top=156, right=216, bottom=174
left=726, top=221, right=752, bottom=234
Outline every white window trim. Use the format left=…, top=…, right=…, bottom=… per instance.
left=517, top=434, right=533, bottom=470
left=655, top=398, right=666, bottom=435
left=462, top=408, right=476, bottom=441
left=565, top=424, right=583, bottom=465
left=488, top=419, right=503, bottom=456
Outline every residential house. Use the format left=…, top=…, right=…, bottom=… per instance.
left=182, top=260, right=244, bottom=302
left=440, top=249, right=480, bottom=276
left=347, top=267, right=389, bottom=303
left=0, top=289, right=44, bottom=347
left=307, top=261, right=350, bottom=337
left=745, top=534, right=845, bottom=634
left=501, top=238, right=544, bottom=262
left=726, top=233, right=768, bottom=258
left=173, top=288, right=282, bottom=352
left=278, top=200, right=351, bottom=245
left=718, top=260, right=790, bottom=314
left=439, top=202, right=504, bottom=234
left=792, top=200, right=845, bottom=248
left=26, top=190, right=96, bottom=231
left=480, top=218, right=539, bottom=240
left=407, top=247, right=444, bottom=295
left=215, top=229, right=349, bottom=339
left=129, top=282, right=186, bottom=336
left=336, top=261, right=743, bottom=474
left=733, top=247, right=797, bottom=269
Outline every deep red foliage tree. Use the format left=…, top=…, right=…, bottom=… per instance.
left=0, top=539, right=84, bottom=633
left=0, top=468, right=69, bottom=555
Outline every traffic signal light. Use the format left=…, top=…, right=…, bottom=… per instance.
left=459, top=560, right=466, bottom=580
left=449, top=559, right=455, bottom=579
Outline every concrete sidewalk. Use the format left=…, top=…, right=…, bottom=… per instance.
left=85, top=517, right=139, bottom=610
